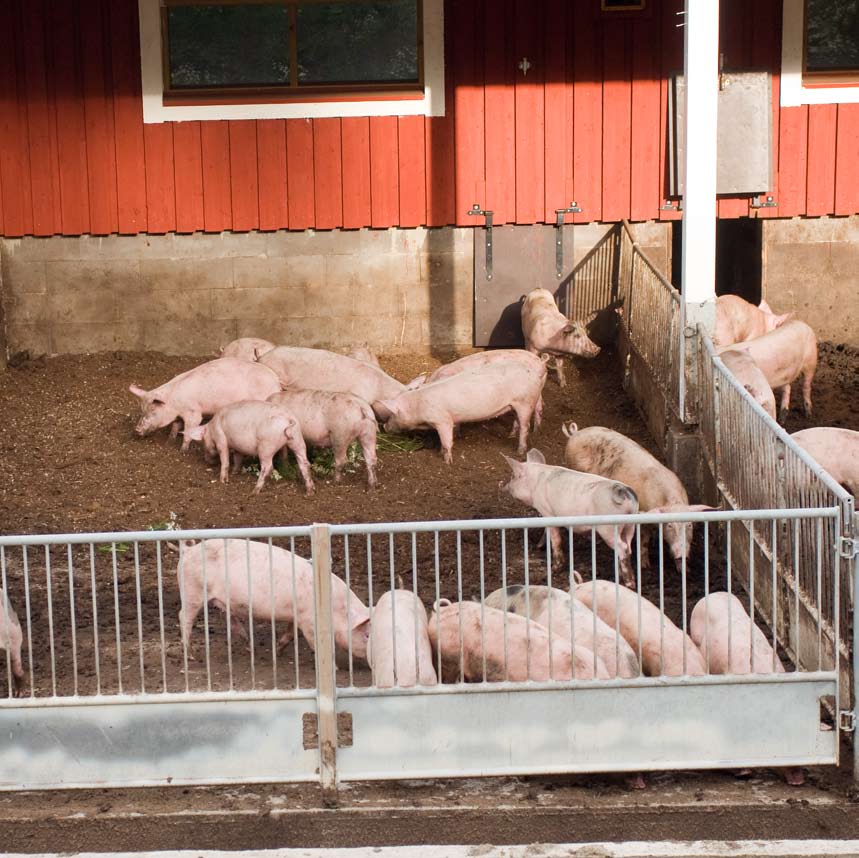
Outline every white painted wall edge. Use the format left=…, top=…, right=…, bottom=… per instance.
left=781, top=0, right=859, bottom=106
left=11, top=841, right=859, bottom=858
left=137, top=0, right=445, bottom=122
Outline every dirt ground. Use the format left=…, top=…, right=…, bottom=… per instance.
left=0, top=342, right=855, bottom=700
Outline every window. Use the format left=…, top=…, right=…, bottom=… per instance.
left=781, top=0, right=859, bottom=105
left=138, top=0, right=444, bottom=122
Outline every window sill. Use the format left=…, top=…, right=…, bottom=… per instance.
left=163, top=89, right=426, bottom=108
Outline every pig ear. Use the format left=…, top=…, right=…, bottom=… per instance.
left=526, top=448, right=546, bottom=464
left=562, top=323, right=576, bottom=334
left=183, top=425, right=206, bottom=442
left=129, top=384, right=150, bottom=400
left=684, top=504, right=718, bottom=513
left=539, top=353, right=552, bottom=364
left=758, top=299, right=773, bottom=313
left=372, top=399, right=396, bottom=421
left=774, top=311, right=794, bottom=326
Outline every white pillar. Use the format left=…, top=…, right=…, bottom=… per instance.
left=681, top=0, right=720, bottom=327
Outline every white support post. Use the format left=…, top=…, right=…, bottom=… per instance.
left=679, top=0, right=720, bottom=421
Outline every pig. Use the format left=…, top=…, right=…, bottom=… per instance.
left=368, top=590, right=438, bottom=687
left=258, top=347, right=404, bottom=419
left=562, top=424, right=714, bottom=573
left=689, top=590, right=805, bottom=786
left=176, top=539, right=371, bottom=662
left=713, top=295, right=792, bottom=348
left=428, top=599, right=608, bottom=682
left=791, top=427, right=859, bottom=497
left=0, top=590, right=24, bottom=697
left=485, top=585, right=640, bottom=679
left=501, top=449, right=639, bottom=586
left=268, top=389, right=378, bottom=488
left=373, top=363, right=545, bottom=464
left=348, top=344, right=381, bottom=368
left=716, top=320, right=818, bottom=420
left=719, top=350, right=777, bottom=419
left=520, top=288, right=601, bottom=388
left=129, top=357, right=283, bottom=451
left=220, top=337, right=276, bottom=362
left=574, top=580, right=707, bottom=677
left=183, top=400, right=314, bottom=495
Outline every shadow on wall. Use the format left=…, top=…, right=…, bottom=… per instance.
left=426, top=227, right=456, bottom=359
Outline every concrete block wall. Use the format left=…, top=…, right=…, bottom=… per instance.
left=0, top=222, right=671, bottom=357
left=763, top=215, right=859, bottom=347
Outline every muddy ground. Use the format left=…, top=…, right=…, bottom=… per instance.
left=0, top=341, right=855, bottom=700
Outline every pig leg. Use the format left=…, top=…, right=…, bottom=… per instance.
left=548, top=526, right=564, bottom=570
left=180, top=411, right=204, bottom=452
left=782, top=767, right=805, bottom=786
left=433, top=421, right=455, bottom=465
left=178, top=599, right=202, bottom=655
left=231, top=452, right=245, bottom=475
left=10, top=654, right=24, bottom=697
left=638, top=527, right=652, bottom=570
left=801, top=370, right=814, bottom=417
left=358, top=424, right=378, bottom=489
left=216, top=440, right=231, bottom=484
left=254, top=455, right=274, bottom=493
left=554, top=356, right=567, bottom=389
left=533, top=396, right=543, bottom=430
left=169, top=419, right=183, bottom=440
left=511, top=403, right=532, bottom=455
left=276, top=628, right=295, bottom=654
left=777, top=384, right=792, bottom=422
left=286, top=436, right=315, bottom=495
left=331, top=439, right=349, bottom=484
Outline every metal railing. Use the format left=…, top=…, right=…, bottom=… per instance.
left=0, top=509, right=845, bottom=793
left=697, top=333, right=855, bottom=679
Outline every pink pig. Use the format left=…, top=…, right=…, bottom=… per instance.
left=713, top=295, right=792, bottom=348
left=719, top=350, right=777, bottom=420
left=129, top=357, right=283, bottom=450
left=184, top=400, right=314, bottom=495
left=791, top=427, right=859, bottom=497
left=220, top=337, right=276, bottom=361
left=348, top=344, right=381, bottom=368
left=176, top=539, right=371, bottom=662
left=368, top=590, right=438, bottom=687
left=427, top=600, right=608, bottom=682
left=716, top=320, right=818, bottom=420
left=374, top=363, right=545, bottom=464
left=520, top=288, right=600, bottom=388
left=0, top=589, right=24, bottom=697
left=574, top=580, right=707, bottom=677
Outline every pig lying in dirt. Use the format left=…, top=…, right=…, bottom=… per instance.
left=718, top=350, right=777, bottom=419
left=374, top=363, right=545, bottom=464
left=690, top=590, right=804, bottom=786
left=220, top=337, right=276, bottom=362
left=520, top=288, right=600, bottom=388
left=716, top=320, right=818, bottom=421
left=791, top=427, right=859, bottom=497
left=269, top=389, right=378, bottom=488
left=259, top=347, right=404, bottom=418
left=428, top=599, right=608, bottom=682
left=562, top=424, right=713, bottom=573
left=501, top=449, right=639, bottom=585
left=0, top=589, right=24, bottom=697
left=485, top=585, right=640, bottom=679
left=368, top=590, right=437, bottom=687
left=176, top=539, right=370, bottom=662
left=184, top=400, right=314, bottom=495
left=348, top=344, right=381, bottom=368
left=574, top=580, right=707, bottom=677
left=713, top=295, right=792, bottom=348
left=129, top=357, right=283, bottom=450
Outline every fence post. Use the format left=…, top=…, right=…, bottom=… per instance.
left=853, top=511, right=859, bottom=783
left=311, top=523, right=338, bottom=805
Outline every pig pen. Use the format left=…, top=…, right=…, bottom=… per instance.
left=0, top=338, right=852, bottom=791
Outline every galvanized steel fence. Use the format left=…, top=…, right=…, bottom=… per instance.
left=0, top=509, right=847, bottom=793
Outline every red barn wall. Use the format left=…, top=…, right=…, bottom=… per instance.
left=0, top=0, right=858, bottom=239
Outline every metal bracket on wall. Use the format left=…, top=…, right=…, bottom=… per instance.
left=750, top=194, right=778, bottom=209
left=468, top=204, right=494, bottom=280
left=660, top=199, right=682, bottom=211
left=555, top=202, right=582, bottom=277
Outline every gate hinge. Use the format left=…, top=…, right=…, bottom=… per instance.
left=555, top=202, right=582, bottom=278
left=750, top=194, right=777, bottom=209
left=837, top=536, right=859, bottom=559
left=468, top=204, right=494, bottom=281
left=840, top=711, right=856, bottom=733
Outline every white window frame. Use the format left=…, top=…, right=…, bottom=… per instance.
left=138, top=0, right=445, bottom=123
left=781, top=0, right=859, bottom=106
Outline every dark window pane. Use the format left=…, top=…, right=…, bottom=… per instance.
left=806, top=0, right=859, bottom=71
left=297, top=1, right=419, bottom=85
left=167, top=4, right=290, bottom=89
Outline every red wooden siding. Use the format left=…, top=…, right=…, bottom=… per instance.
left=1, top=0, right=859, bottom=238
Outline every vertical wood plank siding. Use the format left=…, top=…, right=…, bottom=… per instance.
left=1, top=0, right=858, bottom=238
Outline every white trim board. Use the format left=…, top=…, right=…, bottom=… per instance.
left=137, top=0, right=445, bottom=123
left=781, top=0, right=859, bottom=106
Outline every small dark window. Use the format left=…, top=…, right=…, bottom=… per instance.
left=601, top=0, right=646, bottom=10
left=162, top=0, right=422, bottom=102
left=805, top=0, right=859, bottom=78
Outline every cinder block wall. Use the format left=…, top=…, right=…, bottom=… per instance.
left=762, top=215, right=859, bottom=347
left=0, top=223, right=670, bottom=357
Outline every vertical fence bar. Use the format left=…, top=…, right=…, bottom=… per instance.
left=22, top=546, right=34, bottom=697
left=66, top=545, right=78, bottom=696
left=311, top=523, right=338, bottom=804
left=853, top=513, right=859, bottom=782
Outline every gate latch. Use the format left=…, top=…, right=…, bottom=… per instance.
left=750, top=195, right=777, bottom=209
left=840, top=711, right=856, bottom=733
left=555, top=202, right=582, bottom=278
left=837, top=536, right=859, bottom=559
left=468, top=204, right=494, bottom=280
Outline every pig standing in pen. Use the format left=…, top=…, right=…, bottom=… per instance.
left=718, top=350, right=777, bottom=420
left=368, top=590, right=437, bottom=687
left=0, top=589, right=24, bottom=697
left=520, top=288, right=601, bottom=387
left=562, top=424, right=713, bottom=575
left=712, top=295, right=792, bottom=348
left=500, top=449, right=639, bottom=584
left=176, top=539, right=371, bottom=663
left=791, top=427, right=859, bottom=497
left=183, top=400, right=314, bottom=495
